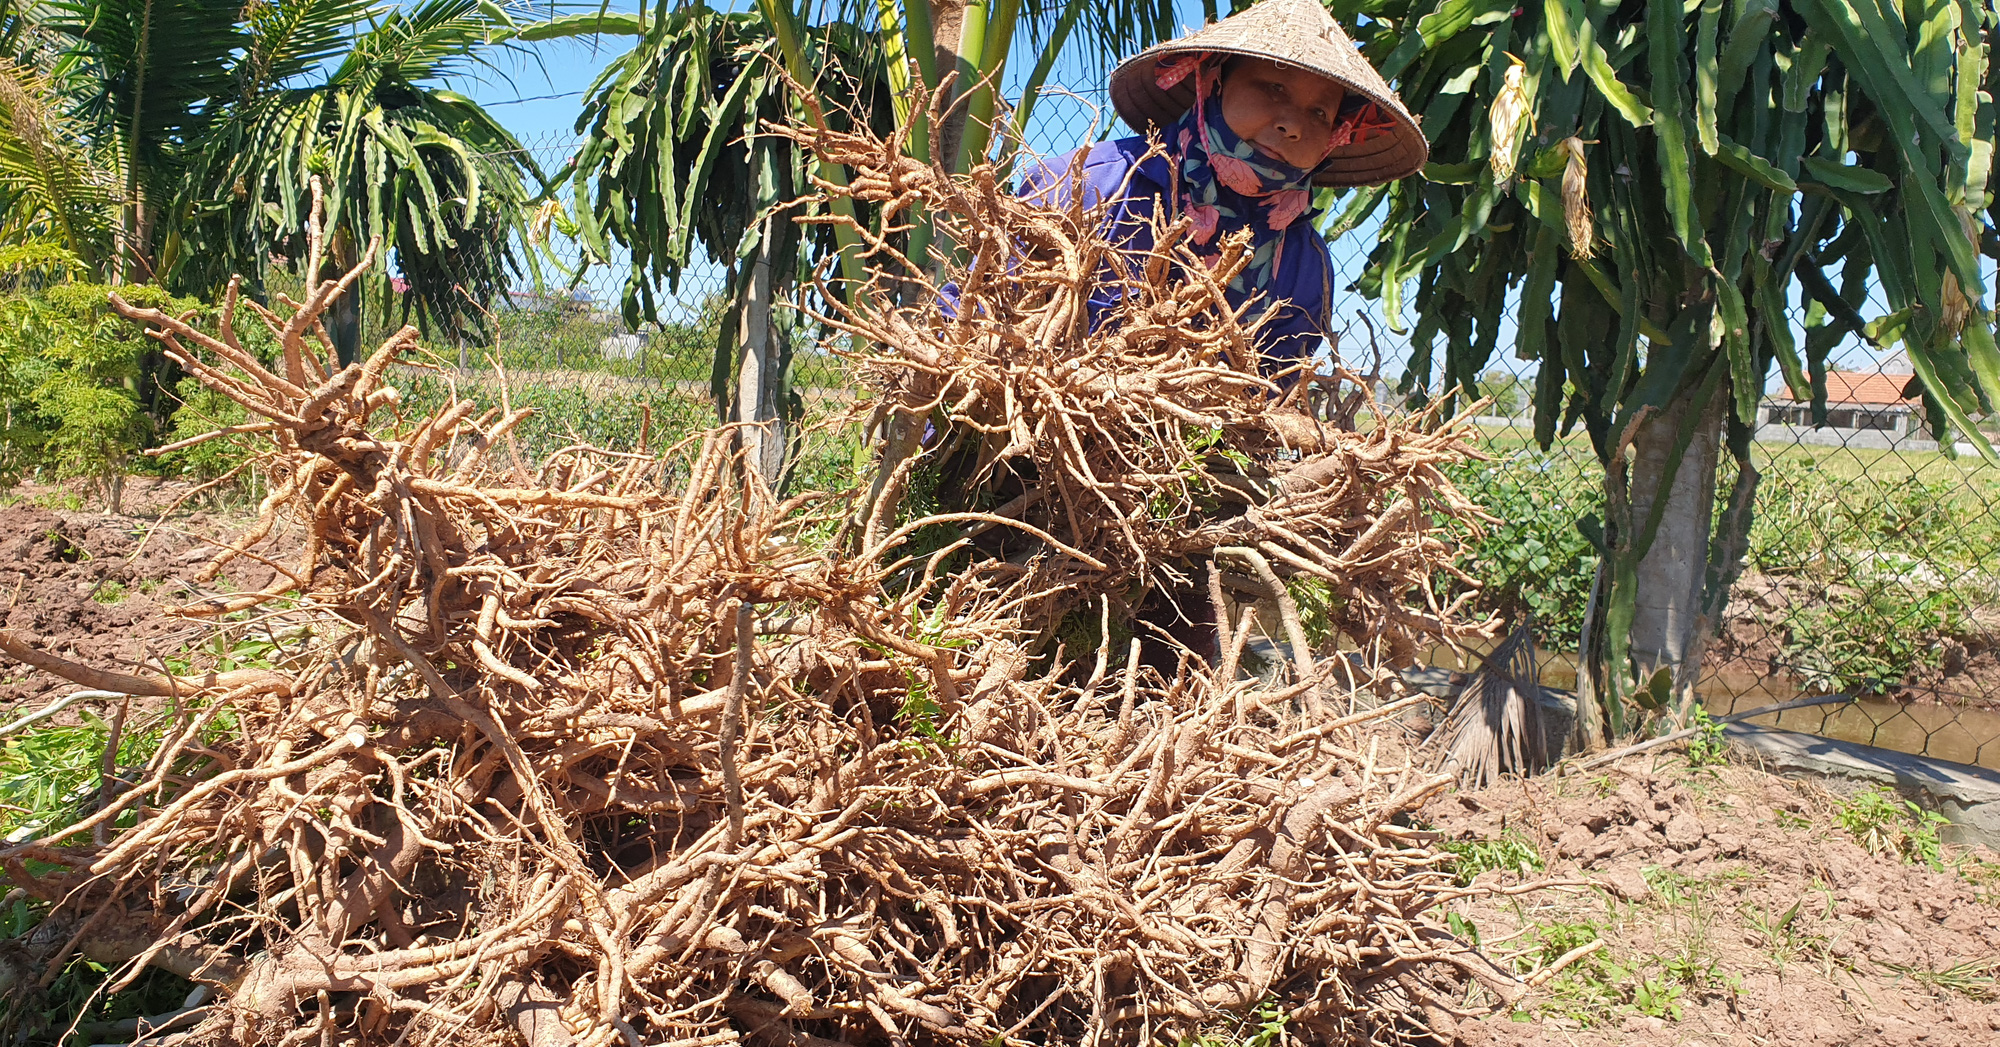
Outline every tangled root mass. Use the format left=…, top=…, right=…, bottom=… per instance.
left=0, top=113, right=1511, bottom=1046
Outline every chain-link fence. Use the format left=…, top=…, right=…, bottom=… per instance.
left=1453, top=293, right=2000, bottom=771
left=441, top=87, right=1999, bottom=771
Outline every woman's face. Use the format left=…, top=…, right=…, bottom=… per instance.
left=1218, top=58, right=1348, bottom=171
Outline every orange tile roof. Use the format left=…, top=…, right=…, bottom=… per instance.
left=1775, top=371, right=1918, bottom=406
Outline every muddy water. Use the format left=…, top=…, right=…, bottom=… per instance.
left=1425, top=648, right=2000, bottom=771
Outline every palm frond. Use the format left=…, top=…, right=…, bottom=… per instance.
left=0, top=54, right=112, bottom=267
left=333, top=0, right=519, bottom=86
left=238, top=0, right=386, bottom=99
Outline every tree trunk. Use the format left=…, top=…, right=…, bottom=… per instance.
left=735, top=223, right=782, bottom=484
left=329, top=231, right=362, bottom=368
left=929, top=0, right=970, bottom=168
left=1625, top=385, right=1726, bottom=694
left=1580, top=371, right=1733, bottom=742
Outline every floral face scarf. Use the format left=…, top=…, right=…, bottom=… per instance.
left=1152, top=54, right=1395, bottom=316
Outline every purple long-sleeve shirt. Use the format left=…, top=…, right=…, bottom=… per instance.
left=1017, top=136, right=1336, bottom=379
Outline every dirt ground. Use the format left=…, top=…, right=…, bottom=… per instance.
left=0, top=479, right=273, bottom=708
left=1426, top=754, right=2000, bottom=1047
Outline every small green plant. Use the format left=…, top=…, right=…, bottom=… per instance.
left=1439, top=831, right=1543, bottom=885
left=1955, top=852, right=2000, bottom=907
left=1178, top=999, right=1288, bottom=1047
left=1834, top=786, right=1949, bottom=868
left=29, top=487, right=84, bottom=511
left=1883, top=959, right=2000, bottom=1002
left=1519, top=919, right=1620, bottom=1026
left=1774, top=807, right=1812, bottom=831
left=90, top=578, right=128, bottom=604
left=1742, top=898, right=1827, bottom=971
left=1683, top=706, right=1729, bottom=768
left=1624, top=970, right=1685, bottom=1020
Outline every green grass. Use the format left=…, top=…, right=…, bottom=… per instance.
left=1882, top=958, right=2000, bottom=1002
left=1833, top=786, right=1950, bottom=869
left=1439, top=831, right=1544, bottom=886
left=1446, top=424, right=2000, bottom=696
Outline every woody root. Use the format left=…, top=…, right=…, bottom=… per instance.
left=0, top=117, right=1518, bottom=1047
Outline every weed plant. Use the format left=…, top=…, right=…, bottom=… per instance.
left=1684, top=707, right=1729, bottom=768
left=1439, top=449, right=1600, bottom=647
left=1834, top=786, right=1950, bottom=868
left=1440, top=831, right=1544, bottom=886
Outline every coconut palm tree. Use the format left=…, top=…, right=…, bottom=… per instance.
left=35, top=0, right=242, bottom=281
left=0, top=0, right=540, bottom=358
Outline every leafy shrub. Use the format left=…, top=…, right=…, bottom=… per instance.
left=1442, top=449, right=1601, bottom=646
left=1785, top=586, right=1968, bottom=693
left=0, top=282, right=207, bottom=503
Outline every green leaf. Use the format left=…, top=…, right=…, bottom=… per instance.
left=1906, top=342, right=1999, bottom=462
left=1712, top=134, right=1799, bottom=193
left=1649, top=0, right=1711, bottom=266
left=1716, top=277, right=1757, bottom=424
left=1717, top=0, right=1778, bottom=114
left=1757, top=268, right=1807, bottom=399
left=1423, top=161, right=1484, bottom=184
left=1795, top=0, right=1966, bottom=161
left=1379, top=0, right=1517, bottom=80
left=1544, top=0, right=1583, bottom=82
left=1799, top=156, right=1894, bottom=194
left=517, top=10, right=647, bottom=40
left=1518, top=220, right=1563, bottom=364
left=1581, top=38, right=1653, bottom=127
left=1694, top=0, right=1722, bottom=154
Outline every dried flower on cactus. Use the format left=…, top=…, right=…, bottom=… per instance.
left=1486, top=54, right=1533, bottom=183
left=1940, top=203, right=1980, bottom=334
left=1560, top=136, right=1595, bottom=260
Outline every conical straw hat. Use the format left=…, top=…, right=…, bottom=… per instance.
left=1108, top=0, right=1428, bottom=188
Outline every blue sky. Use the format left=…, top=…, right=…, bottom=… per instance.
left=450, top=1, right=1216, bottom=144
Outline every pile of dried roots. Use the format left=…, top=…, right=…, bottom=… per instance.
left=787, top=114, right=1487, bottom=674
left=0, top=126, right=1511, bottom=1047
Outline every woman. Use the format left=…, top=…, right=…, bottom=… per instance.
left=1022, top=0, right=1427, bottom=384
left=1017, top=0, right=1429, bottom=664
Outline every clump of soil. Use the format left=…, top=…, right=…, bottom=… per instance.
left=1428, top=756, right=2000, bottom=1046
left=0, top=490, right=277, bottom=708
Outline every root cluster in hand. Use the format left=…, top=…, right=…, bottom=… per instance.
left=0, top=132, right=1510, bottom=1047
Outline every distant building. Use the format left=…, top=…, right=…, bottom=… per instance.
left=504, top=288, right=593, bottom=314
left=1758, top=370, right=1929, bottom=450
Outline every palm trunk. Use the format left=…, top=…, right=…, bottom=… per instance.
left=329, top=231, right=361, bottom=367
left=1581, top=370, right=1733, bottom=742
left=735, top=223, right=782, bottom=484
